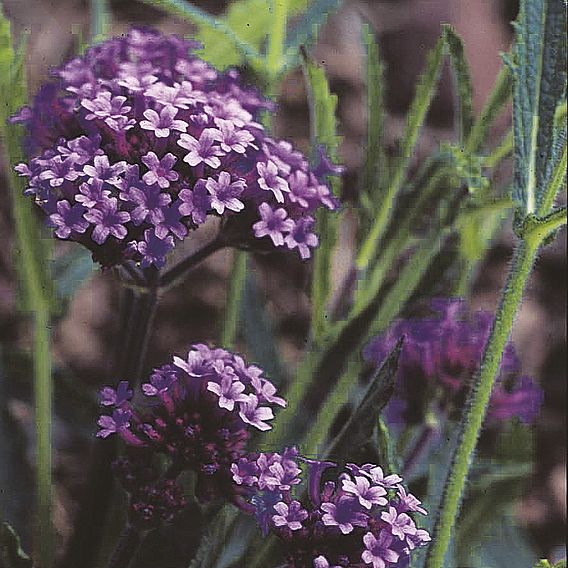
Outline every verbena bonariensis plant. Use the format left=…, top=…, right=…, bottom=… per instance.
left=1, top=1, right=566, bottom=568
left=12, top=27, right=337, bottom=270
left=232, top=451, right=430, bottom=567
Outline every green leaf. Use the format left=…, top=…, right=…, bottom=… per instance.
left=509, top=0, right=567, bottom=214
left=357, top=32, right=446, bottom=269
left=0, top=523, right=33, bottom=568
left=136, top=0, right=264, bottom=71
left=535, top=561, right=567, bottom=568
left=442, top=25, right=474, bottom=143
left=90, top=0, right=110, bottom=42
left=300, top=47, right=341, bottom=343
left=465, top=64, right=512, bottom=154
left=187, top=506, right=239, bottom=568
left=240, top=268, right=287, bottom=387
left=194, top=0, right=272, bottom=70
left=283, top=0, right=343, bottom=66
left=52, top=247, right=96, bottom=306
left=325, top=337, right=403, bottom=459
left=359, top=23, right=387, bottom=211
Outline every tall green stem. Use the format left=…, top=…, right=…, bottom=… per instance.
left=34, top=303, right=53, bottom=568
left=425, top=236, right=539, bottom=568
left=221, top=250, right=248, bottom=349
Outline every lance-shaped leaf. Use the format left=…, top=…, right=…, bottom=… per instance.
left=325, top=337, right=403, bottom=459
left=509, top=0, right=567, bottom=214
left=443, top=25, right=474, bottom=144
left=0, top=523, right=33, bottom=568
left=301, top=47, right=342, bottom=343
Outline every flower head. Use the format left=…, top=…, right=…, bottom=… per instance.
left=14, top=28, right=338, bottom=268
left=97, top=345, right=285, bottom=507
left=363, top=298, right=543, bottom=427
left=232, top=454, right=429, bottom=567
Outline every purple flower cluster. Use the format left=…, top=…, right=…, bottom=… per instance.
left=97, top=344, right=285, bottom=520
left=13, top=28, right=339, bottom=268
left=363, top=298, right=543, bottom=426
left=232, top=452, right=430, bottom=567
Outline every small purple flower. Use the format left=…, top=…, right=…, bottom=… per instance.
left=284, top=217, right=318, bottom=259
left=134, top=229, right=175, bottom=268
left=272, top=500, right=308, bottom=531
left=256, top=161, right=290, bottom=203
left=140, top=106, right=188, bottom=138
left=252, top=203, right=294, bottom=246
left=96, top=408, right=132, bottom=438
left=250, top=376, right=286, bottom=407
left=152, top=201, right=188, bottom=240
left=38, top=155, right=80, bottom=187
left=396, top=485, right=428, bottom=516
left=83, top=155, right=127, bottom=187
left=141, top=152, right=179, bottom=189
left=354, top=465, right=403, bottom=489
left=341, top=475, right=388, bottom=510
left=205, top=171, right=246, bottom=214
left=122, top=183, right=171, bottom=225
left=49, top=200, right=89, bottom=238
left=239, top=394, right=274, bottom=432
left=178, top=183, right=211, bottom=225
left=215, top=119, right=256, bottom=154
left=81, top=90, right=131, bottom=121
left=100, top=381, right=133, bottom=407
left=231, top=457, right=260, bottom=486
left=84, top=197, right=131, bottom=244
left=380, top=506, right=417, bottom=541
left=142, top=367, right=178, bottom=396
left=361, top=531, right=400, bottom=568
left=75, top=179, right=111, bottom=208
left=207, top=375, right=247, bottom=411
left=178, top=129, right=224, bottom=168
left=320, top=498, right=368, bottom=535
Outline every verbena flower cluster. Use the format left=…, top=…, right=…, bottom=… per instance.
left=364, top=298, right=543, bottom=426
left=12, top=28, right=339, bottom=268
left=232, top=451, right=430, bottom=567
left=97, top=344, right=285, bottom=526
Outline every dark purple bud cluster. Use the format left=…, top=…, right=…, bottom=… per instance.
left=232, top=452, right=430, bottom=567
left=364, top=298, right=543, bottom=427
left=97, top=345, right=285, bottom=523
left=12, top=28, right=339, bottom=268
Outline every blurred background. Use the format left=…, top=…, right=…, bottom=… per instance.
left=0, top=0, right=565, bottom=564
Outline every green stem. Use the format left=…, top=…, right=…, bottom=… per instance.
left=425, top=236, right=540, bottom=568
left=267, top=0, right=288, bottom=80
left=537, top=140, right=567, bottom=216
left=221, top=250, right=248, bottom=349
left=34, top=303, right=53, bottom=568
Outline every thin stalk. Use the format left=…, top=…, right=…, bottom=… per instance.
left=267, top=0, right=288, bottom=80
left=34, top=303, right=53, bottom=568
left=537, top=139, right=567, bottom=216
left=221, top=250, right=248, bottom=349
left=160, top=237, right=225, bottom=289
left=425, top=236, right=540, bottom=568
left=61, top=276, right=159, bottom=568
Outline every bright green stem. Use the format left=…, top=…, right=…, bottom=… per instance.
left=537, top=139, right=567, bottom=216
left=425, top=236, right=540, bottom=568
left=267, top=0, right=288, bottom=80
left=221, top=250, right=248, bottom=349
left=34, top=304, right=53, bottom=568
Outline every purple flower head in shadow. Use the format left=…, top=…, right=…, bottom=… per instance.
left=363, top=298, right=543, bottom=427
